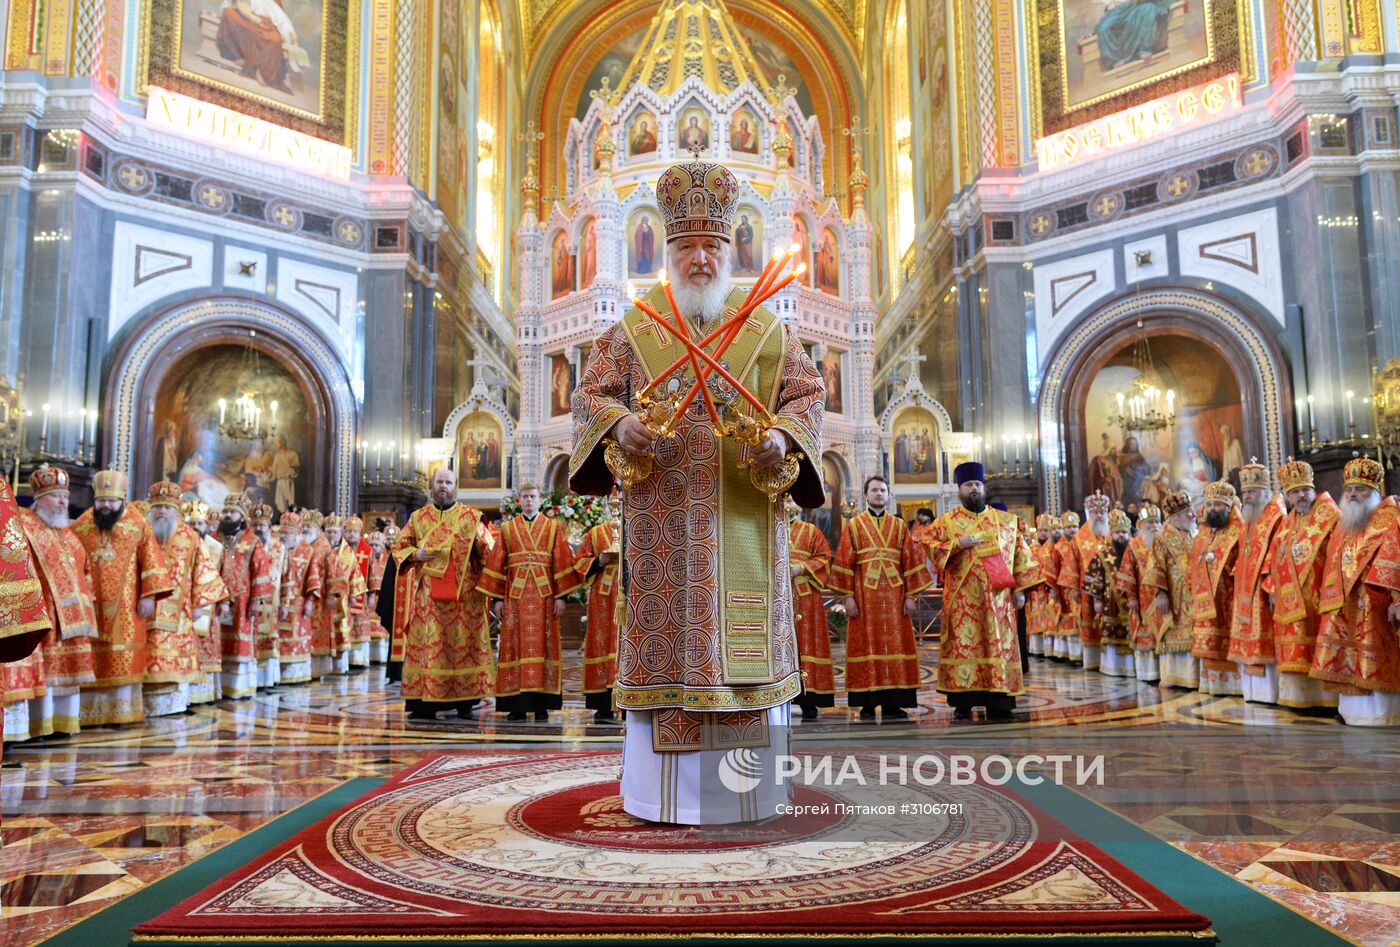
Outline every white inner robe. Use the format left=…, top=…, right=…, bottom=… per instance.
left=621, top=704, right=793, bottom=825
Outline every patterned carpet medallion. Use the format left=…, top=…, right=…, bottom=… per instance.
left=135, top=752, right=1213, bottom=942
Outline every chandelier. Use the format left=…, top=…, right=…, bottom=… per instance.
left=1107, top=327, right=1178, bottom=434
left=216, top=348, right=279, bottom=442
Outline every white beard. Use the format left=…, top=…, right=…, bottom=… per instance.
left=1340, top=492, right=1381, bottom=533
left=37, top=508, right=70, bottom=529
left=149, top=515, right=176, bottom=545
left=1241, top=499, right=1268, bottom=524
left=1139, top=528, right=1159, bottom=546
left=671, top=273, right=733, bottom=323
left=1088, top=516, right=1109, bottom=538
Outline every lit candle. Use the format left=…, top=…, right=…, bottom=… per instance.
left=40, top=403, right=50, bottom=440
left=1166, top=389, right=1175, bottom=412
left=388, top=441, right=396, bottom=479
left=270, top=400, right=279, bottom=433
left=1001, top=434, right=1009, bottom=466
left=78, top=407, right=87, bottom=455
left=1017, top=433, right=1025, bottom=465
left=1345, top=390, right=1355, bottom=426
left=1115, top=392, right=1125, bottom=417
left=218, top=398, right=227, bottom=426
left=89, top=409, right=97, bottom=453
left=1306, top=394, right=1315, bottom=432
left=375, top=441, right=383, bottom=471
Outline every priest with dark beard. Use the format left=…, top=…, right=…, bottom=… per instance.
left=927, top=463, right=1036, bottom=720
left=72, top=470, right=173, bottom=726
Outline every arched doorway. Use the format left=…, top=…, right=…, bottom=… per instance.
left=1038, top=289, right=1291, bottom=513
left=104, top=298, right=356, bottom=512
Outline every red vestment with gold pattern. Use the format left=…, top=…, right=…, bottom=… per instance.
left=1312, top=499, right=1400, bottom=695
left=71, top=507, right=173, bottom=690
left=788, top=517, right=834, bottom=704
left=1027, top=540, right=1061, bottom=639
left=1116, top=535, right=1158, bottom=652
left=573, top=521, right=620, bottom=711
left=1267, top=495, right=1339, bottom=674
left=278, top=541, right=321, bottom=678
left=1228, top=497, right=1285, bottom=667
left=928, top=506, right=1036, bottom=700
left=829, top=510, right=930, bottom=709
left=481, top=514, right=582, bottom=714
left=1188, top=513, right=1243, bottom=666
left=217, top=528, right=272, bottom=664
left=149, top=523, right=226, bottom=685
left=0, top=481, right=51, bottom=831
left=391, top=503, right=494, bottom=704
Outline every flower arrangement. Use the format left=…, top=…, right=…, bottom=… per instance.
left=500, top=489, right=611, bottom=530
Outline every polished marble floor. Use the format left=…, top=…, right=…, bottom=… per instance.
left=2, top=646, right=1398, bottom=946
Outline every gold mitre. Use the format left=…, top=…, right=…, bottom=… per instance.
left=1138, top=504, right=1163, bottom=524
left=1275, top=457, right=1314, bottom=493
left=1035, top=513, right=1053, bottom=530
left=345, top=515, right=364, bottom=532
left=29, top=464, right=69, bottom=499
left=1062, top=511, right=1080, bottom=528
left=1162, top=491, right=1192, bottom=517
left=223, top=492, right=251, bottom=516
left=1238, top=458, right=1269, bottom=492
left=93, top=469, right=128, bottom=500
left=181, top=499, right=208, bottom=523
left=249, top=503, right=275, bottom=525
left=302, top=509, right=325, bottom=527
left=1204, top=480, right=1237, bottom=505
left=1108, top=509, right=1132, bottom=532
left=279, top=511, right=303, bottom=530
left=147, top=481, right=184, bottom=509
left=657, top=158, right=740, bottom=242
left=1084, top=490, right=1111, bottom=515
left=323, top=514, right=344, bottom=529
left=1344, top=457, right=1384, bottom=492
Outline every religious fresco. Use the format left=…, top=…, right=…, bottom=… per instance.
left=815, top=228, right=841, bottom=296
left=739, top=29, right=815, bottom=115
left=791, top=215, right=811, bottom=285
left=170, top=0, right=329, bottom=120
left=153, top=345, right=310, bottom=515
left=628, top=110, right=659, bottom=156
left=574, top=26, right=648, bottom=119
left=549, top=354, right=572, bottom=418
left=455, top=413, right=504, bottom=489
left=892, top=407, right=940, bottom=485
left=729, top=109, right=760, bottom=154
left=145, top=0, right=349, bottom=141
left=732, top=208, right=764, bottom=276
left=678, top=107, right=711, bottom=152
left=628, top=209, right=661, bottom=276
left=915, top=0, right=954, bottom=222
left=578, top=218, right=598, bottom=288
left=1082, top=334, right=1244, bottom=508
left=821, top=348, right=845, bottom=415
left=435, top=0, right=466, bottom=233
left=808, top=453, right=845, bottom=552
left=1037, top=0, right=1238, bottom=130
left=550, top=231, right=575, bottom=299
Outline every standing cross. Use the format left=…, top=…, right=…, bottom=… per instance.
left=902, top=350, right=927, bottom=381
left=467, top=352, right=494, bottom=388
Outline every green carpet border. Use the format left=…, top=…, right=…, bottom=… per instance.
left=34, top=765, right=1350, bottom=947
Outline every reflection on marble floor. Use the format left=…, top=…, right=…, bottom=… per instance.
left=2, top=646, right=1398, bottom=946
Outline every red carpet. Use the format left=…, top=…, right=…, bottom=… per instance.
left=136, top=752, right=1212, bottom=942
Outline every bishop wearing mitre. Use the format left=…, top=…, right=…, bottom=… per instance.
left=571, top=156, right=824, bottom=825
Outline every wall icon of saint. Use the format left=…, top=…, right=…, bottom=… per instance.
left=550, top=231, right=574, bottom=299
left=678, top=109, right=710, bottom=152
left=730, top=111, right=759, bottom=154
left=629, top=211, right=659, bottom=276
left=629, top=111, right=658, bottom=155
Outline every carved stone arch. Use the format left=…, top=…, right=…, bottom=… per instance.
left=102, top=295, right=357, bottom=511
left=1037, top=287, right=1292, bottom=514
left=878, top=378, right=955, bottom=442
left=543, top=452, right=571, bottom=494
left=441, top=386, right=518, bottom=443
